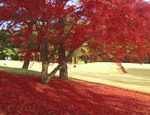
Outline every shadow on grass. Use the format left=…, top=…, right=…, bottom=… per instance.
left=0, top=71, right=150, bottom=114
left=0, top=66, right=41, bottom=77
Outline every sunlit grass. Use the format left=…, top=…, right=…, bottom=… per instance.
left=0, top=61, right=150, bottom=93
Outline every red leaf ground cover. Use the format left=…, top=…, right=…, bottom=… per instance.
left=0, top=71, right=150, bottom=115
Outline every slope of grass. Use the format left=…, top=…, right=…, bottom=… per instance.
left=0, top=71, right=150, bottom=114
left=0, top=66, right=41, bottom=76
left=0, top=61, right=150, bottom=93
left=69, top=63, right=150, bottom=93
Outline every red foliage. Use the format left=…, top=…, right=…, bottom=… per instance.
left=0, top=71, right=150, bottom=115
left=84, top=0, right=150, bottom=62
left=1, top=0, right=150, bottom=63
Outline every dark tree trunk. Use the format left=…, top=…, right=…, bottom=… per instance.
left=58, top=47, right=68, bottom=78
left=73, top=56, right=77, bottom=68
left=59, top=63, right=68, bottom=78
left=84, top=56, right=88, bottom=64
left=22, top=60, right=30, bottom=69
left=74, top=56, right=77, bottom=64
left=69, top=55, right=72, bottom=63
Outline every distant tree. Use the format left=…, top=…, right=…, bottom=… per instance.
left=0, top=30, right=18, bottom=60
left=10, top=22, right=39, bottom=69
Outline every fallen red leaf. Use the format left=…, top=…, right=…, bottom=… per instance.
left=0, top=71, right=150, bottom=115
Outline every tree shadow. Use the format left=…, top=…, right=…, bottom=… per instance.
left=0, top=66, right=41, bottom=77
left=0, top=71, right=150, bottom=114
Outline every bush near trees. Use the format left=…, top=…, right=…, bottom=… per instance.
left=0, top=0, right=150, bottom=82
left=0, top=30, right=18, bottom=60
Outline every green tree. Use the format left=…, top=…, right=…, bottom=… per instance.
left=0, top=30, right=18, bottom=60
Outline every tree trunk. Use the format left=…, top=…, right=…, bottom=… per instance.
left=58, top=47, right=68, bottom=78
left=69, top=50, right=72, bottom=63
left=22, top=60, right=30, bottom=69
left=74, top=56, right=77, bottom=64
left=48, top=61, right=68, bottom=79
left=46, top=50, right=74, bottom=81
left=59, top=63, right=68, bottom=78
left=73, top=56, right=77, bottom=68
left=84, top=56, right=88, bottom=64
left=41, top=61, right=49, bottom=82
left=48, top=64, right=63, bottom=79
left=40, top=42, right=49, bottom=82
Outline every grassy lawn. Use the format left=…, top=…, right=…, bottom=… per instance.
left=69, top=63, right=150, bottom=93
left=0, top=61, right=150, bottom=93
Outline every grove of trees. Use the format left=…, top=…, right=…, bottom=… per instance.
left=0, top=0, right=150, bottom=82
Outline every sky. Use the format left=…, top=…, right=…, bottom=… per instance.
left=144, top=0, right=150, bottom=2
left=67, top=0, right=79, bottom=6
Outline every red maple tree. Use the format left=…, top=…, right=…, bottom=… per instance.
left=0, top=0, right=150, bottom=82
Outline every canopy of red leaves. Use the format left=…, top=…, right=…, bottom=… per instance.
left=0, top=71, right=150, bottom=115
left=1, top=0, right=150, bottom=63
left=84, top=0, right=150, bottom=62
